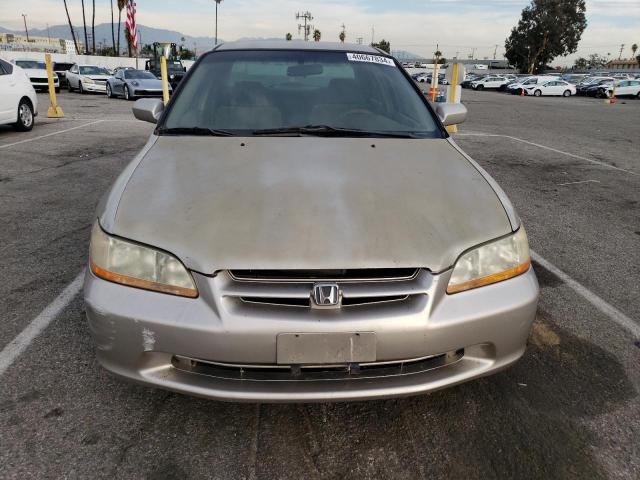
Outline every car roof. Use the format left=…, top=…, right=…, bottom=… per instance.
left=213, top=39, right=385, bottom=55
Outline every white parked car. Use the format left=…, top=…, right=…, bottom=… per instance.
left=0, top=59, right=38, bottom=131
left=525, top=80, right=576, bottom=97
left=471, top=76, right=508, bottom=90
left=507, top=75, right=560, bottom=95
left=65, top=64, right=110, bottom=94
left=603, top=79, right=640, bottom=98
left=12, top=59, right=59, bottom=93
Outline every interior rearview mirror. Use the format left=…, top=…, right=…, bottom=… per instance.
left=435, top=103, right=467, bottom=127
left=132, top=98, right=164, bottom=124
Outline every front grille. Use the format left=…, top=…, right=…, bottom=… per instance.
left=31, top=78, right=48, bottom=84
left=94, top=79, right=107, bottom=84
left=172, top=349, right=464, bottom=381
left=220, top=268, right=428, bottom=310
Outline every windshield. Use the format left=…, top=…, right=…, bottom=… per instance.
left=162, top=50, right=441, bottom=137
left=16, top=60, right=45, bottom=69
left=80, top=66, right=109, bottom=75
left=124, top=70, right=157, bottom=80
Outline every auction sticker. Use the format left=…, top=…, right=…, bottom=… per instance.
left=346, top=53, right=396, bottom=67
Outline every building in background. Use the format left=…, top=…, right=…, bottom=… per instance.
left=0, top=33, right=83, bottom=54
left=606, top=58, right=640, bottom=71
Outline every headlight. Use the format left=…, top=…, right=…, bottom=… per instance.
left=170, top=74, right=175, bottom=79
left=131, top=81, right=139, bottom=86
left=447, top=227, right=531, bottom=294
left=89, top=223, right=198, bottom=298
left=83, top=76, right=95, bottom=84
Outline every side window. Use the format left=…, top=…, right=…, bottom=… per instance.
left=0, top=59, right=13, bottom=75
left=71, top=65, right=78, bottom=73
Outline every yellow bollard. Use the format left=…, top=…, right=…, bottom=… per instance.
left=160, top=56, right=170, bottom=105
left=446, top=63, right=460, bottom=134
left=45, top=53, right=64, bottom=118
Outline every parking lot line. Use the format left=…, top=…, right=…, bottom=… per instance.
left=0, top=120, right=104, bottom=150
left=0, top=270, right=85, bottom=378
left=532, top=251, right=640, bottom=338
left=1, top=249, right=638, bottom=379
left=455, top=132, right=638, bottom=176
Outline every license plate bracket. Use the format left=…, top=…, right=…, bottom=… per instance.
left=276, top=332, right=376, bottom=364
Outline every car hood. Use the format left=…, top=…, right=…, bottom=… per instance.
left=105, top=137, right=512, bottom=273
left=128, top=78, right=163, bottom=88
left=22, top=68, right=52, bottom=78
left=86, top=74, right=110, bottom=81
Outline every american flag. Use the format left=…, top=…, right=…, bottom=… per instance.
left=125, top=1, right=138, bottom=50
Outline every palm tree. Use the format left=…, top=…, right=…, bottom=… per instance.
left=285, top=33, right=292, bottom=41
left=313, top=29, right=321, bottom=42
left=117, top=0, right=126, bottom=56
left=632, top=43, right=638, bottom=59
left=110, top=0, right=116, bottom=53
left=339, top=31, right=345, bottom=43
left=63, top=0, right=80, bottom=54
left=81, top=0, right=89, bottom=54
left=91, top=0, right=96, bottom=54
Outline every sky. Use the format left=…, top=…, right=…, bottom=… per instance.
left=1, top=0, right=638, bottom=65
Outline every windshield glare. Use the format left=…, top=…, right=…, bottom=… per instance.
left=124, top=70, right=157, bottom=80
left=80, top=66, right=109, bottom=75
left=16, top=60, right=45, bottom=69
left=162, top=50, right=440, bottom=137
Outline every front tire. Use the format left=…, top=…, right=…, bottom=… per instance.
left=563, top=90, right=571, bottom=97
left=476, top=84, right=484, bottom=90
left=106, top=84, right=113, bottom=98
left=14, top=99, right=34, bottom=132
left=79, top=82, right=84, bottom=94
left=534, top=89, right=542, bottom=97
left=124, top=85, right=134, bottom=101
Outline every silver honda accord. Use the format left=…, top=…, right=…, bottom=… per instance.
left=84, top=40, right=538, bottom=402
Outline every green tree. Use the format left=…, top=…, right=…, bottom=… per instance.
left=505, top=0, right=587, bottom=74
left=339, top=31, right=346, bottom=43
left=313, top=29, right=321, bottom=42
left=573, top=57, right=588, bottom=69
left=632, top=43, right=638, bottom=58
left=285, top=32, right=292, bottom=41
left=587, top=53, right=607, bottom=69
left=178, top=47, right=196, bottom=60
left=140, top=43, right=153, bottom=56
left=371, top=39, right=390, bottom=53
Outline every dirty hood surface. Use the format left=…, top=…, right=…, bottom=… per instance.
left=110, top=137, right=512, bottom=273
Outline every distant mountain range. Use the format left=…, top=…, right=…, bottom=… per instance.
left=0, top=23, right=425, bottom=59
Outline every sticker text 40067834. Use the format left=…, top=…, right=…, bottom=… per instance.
left=346, top=53, right=396, bottom=67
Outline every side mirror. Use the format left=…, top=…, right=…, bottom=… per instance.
left=132, top=98, right=164, bottom=124
left=435, top=103, right=467, bottom=126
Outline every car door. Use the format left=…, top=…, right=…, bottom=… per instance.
left=113, top=71, right=124, bottom=94
left=0, top=59, right=17, bottom=123
left=68, top=64, right=79, bottom=88
left=549, top=81, right=564, bottom=95
left=615, top=81, right=630, bottom=96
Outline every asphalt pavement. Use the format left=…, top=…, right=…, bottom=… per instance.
left=1, top=89, right=639, bottom=479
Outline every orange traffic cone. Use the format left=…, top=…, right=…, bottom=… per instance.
left=520, top=88, right=525, bottom=97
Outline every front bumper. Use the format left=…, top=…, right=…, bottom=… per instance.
left=84, top=267, right=538, bottom=402
left=84, top=82, right=107, bottom=92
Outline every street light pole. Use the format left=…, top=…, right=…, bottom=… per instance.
left=214, top=0, right=223, bottom=46
left=22, top=14, right=30, bottom=42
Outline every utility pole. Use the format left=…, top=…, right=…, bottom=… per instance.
left=214, top=0, right=222, bottom=46
left=493, top=44, right=498, bottom=60
left=371, top=26, right=374, bottom=45
left=296, top=11, right=313, bottom=41
left=618, top=43, right=625, bottom=60
left=46, top=23, right=51, bottom=43
left=21, top=14, right=30, bottom=42
left=469, top=47, right=476, bottom=60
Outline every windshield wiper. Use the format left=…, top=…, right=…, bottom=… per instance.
left=156, top=127, right=235, bottom=136
left=251, top=125, right=419, bottom=138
